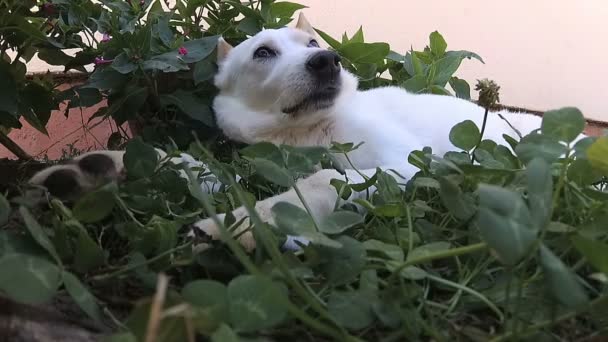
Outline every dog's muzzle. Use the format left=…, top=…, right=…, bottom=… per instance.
left=306, top=51, right=341, bottom=84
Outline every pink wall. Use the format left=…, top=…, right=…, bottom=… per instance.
left=0, top=82, right=118, bottom=160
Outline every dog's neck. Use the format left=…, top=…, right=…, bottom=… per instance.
left=213, top=95, right=346, bottom=147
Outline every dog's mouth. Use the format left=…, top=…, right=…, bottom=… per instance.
left=282, top=84, right=341, bottom=115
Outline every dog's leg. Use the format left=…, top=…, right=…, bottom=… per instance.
left=192, top=165, right=416, bottom=252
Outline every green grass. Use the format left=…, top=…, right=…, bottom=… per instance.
left=1, top=108, right=608, bottom=342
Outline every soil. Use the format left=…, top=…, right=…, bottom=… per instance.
left=0, top=158, right=49, bottom=196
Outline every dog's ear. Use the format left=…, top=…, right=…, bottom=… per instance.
left=217, top=37, right=233, bottom=62
left=295, top=12, right=316, bottom=36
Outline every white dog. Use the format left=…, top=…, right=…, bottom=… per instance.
left=29, top=14, right=554, bottom=251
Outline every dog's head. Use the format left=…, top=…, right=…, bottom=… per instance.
left=214, top=14, right=357, bottom=117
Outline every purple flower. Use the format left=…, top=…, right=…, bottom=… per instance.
left=178, top=47, right=188, bottom=56
left=101, top=33, right=111, bottom=43
left=94, top=57, right=113, bottom=65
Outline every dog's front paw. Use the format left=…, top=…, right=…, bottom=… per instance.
left=191, top=207, right=257, bottom=252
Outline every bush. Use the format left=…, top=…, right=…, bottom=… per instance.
left=1, top=0, right=480, bottom=154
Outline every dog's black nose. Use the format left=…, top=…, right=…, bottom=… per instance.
left=307, top=51, right=341, bottom=80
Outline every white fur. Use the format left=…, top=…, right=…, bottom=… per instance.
left=191, top=16, right=552, bottom=251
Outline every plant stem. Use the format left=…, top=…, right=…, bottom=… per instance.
left=472, top=107, right=489, bottom=162
left=490, top=295, right=608, bottom=341
left=91, top=243, right=192, bottom=281
left=388, top=242, right=487, bottom=283
left=293, top=183, right=321, bottom=231
left=0, top=130, right=32, bottom=160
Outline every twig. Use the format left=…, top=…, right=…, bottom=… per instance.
left=145, top=274, right=169, bottom=342
left=0, top=130, right=32, bottom=160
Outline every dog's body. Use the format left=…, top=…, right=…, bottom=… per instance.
left=29, top=14, right=562, bottom=251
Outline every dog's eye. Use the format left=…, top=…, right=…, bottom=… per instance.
left=253, top=46, right=276, bottom=59
left=307, top=39, right=319, bottom=48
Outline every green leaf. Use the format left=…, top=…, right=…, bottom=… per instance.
left=136, top=216, right=178, bottom=256
left=429, top=31, right=447, bottom=56
left=539, top=244, right=589, bottom=308
left=271, top=202, right=340, bottom=247
left=124, top=138, right=159, bottom=179
left=143, top=55, right=189, bottom=72
left=568, top=158, right=602, bottom=185
left=449, top=120, right=480, bottom=151
left=571, top=235, right=608, bottom=275
left=320, top=211, right=363, bottom=234
left=315, top=29, right=341, bottom=50
left=476, top=184, right=537, bottom=266
left=241, top=142, right=283, bottom=163
left=180, top=36, right=220, bottom=64
left=363, top=240, right=404, bottom=261
left=587, top=137, right=608, bottom=175
left=413, top=177, right=440, bottom=189
left=182, top=280, right=229, bottom=333
left=339, top=42, right=390, bottom=64
left=402, top=75, right=427, bottom=93
left=252, top=158, right=293, bottom=187
left=73, top=189, right=116, bottom=223
left=445, top=50, right=485, bottom=64
left=449, top=77, right=471, bottom=100
left=438, top=176, right=476, bottom=220
left=430, top=85, right=452, bottom=95
left=410, top=49, right=424, bottom=76
left=0, top=254, right=60, bottom=304
left=350, top=26, right=365, bottom=43
left=73, top=227, right=106, bottom=273
left=211, top=324, right=240, bottom=342
left=63, top=271, right=103, bottom=324
left=19, top=206, right=61, bottom=264
left=407, top=241, right=451, bottom=261
left=0, top=62, right=18, bottom=115
left=83, top=68, right=128, bottom=91
left=319, top=236, right=366, bottom=285
left=105, top=86, right=149, bottom=125
left=328, top=290, right=374, bottom=330
left=541, top=107, right=586, bottom=143
left=526, top=158, right=553, bottom=229
left=160, top=90, right=213, bottom=126
left=515, top=133, right=567, bottom=165
left=111, top=52, right=138, bottom=74
left=330, top=179, right=353, bottom=200
left=0, top=193, right=9, bottom=226
left=270, top=2, right=307, bottom=19
left=193, top=60, right=217, bottom=85
left=227, top=275, right=288, bottom=332
left=433, top=54, right=464, bottom=86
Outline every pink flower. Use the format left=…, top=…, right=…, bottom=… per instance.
left=101, top=33, right=111, bottom=43
left=178, top=47, right=188, bottom=56
left=94, top=57, right=113, bottom=65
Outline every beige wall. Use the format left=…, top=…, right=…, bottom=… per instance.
left=300, top=0, right=608, bottom=121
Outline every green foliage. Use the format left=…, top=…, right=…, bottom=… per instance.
left=2, top=0, right=479, bottom=152
left=317, top=28, right=482, bottom=96
left=2, top=104, right=608, bottom=340
left=2, top=1, right=608, bottom=341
